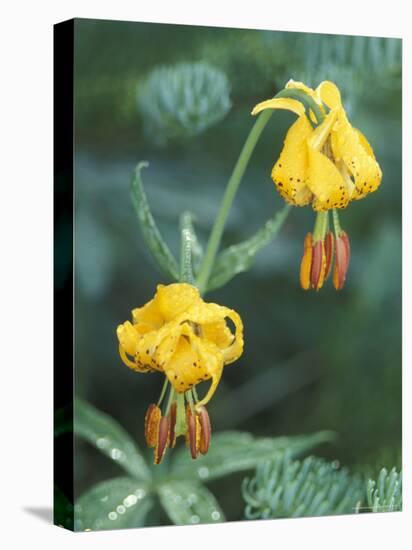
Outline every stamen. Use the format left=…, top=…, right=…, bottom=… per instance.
left=198, top=406, right=212, bottom=455
left=186, top=406, right=200, bottom=459
left=324, top=232, right=335, bottom=280
left=299, top=233, right=313, bottom=290
left=144, top=404, right=161, bottom=448
left=157, top=378, right=169, bottom=407
left=154, top=416, right=170, bottom=464
left=333, top=231, right=350, bottom=290
left=310, top=240, right=326, bottom=290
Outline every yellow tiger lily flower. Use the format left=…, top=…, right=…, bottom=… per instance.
left=117, top=283, right=244, bottom=463
left=252, top=80, right=382, bottom=291
left=252, top=79, right=382, bottom=211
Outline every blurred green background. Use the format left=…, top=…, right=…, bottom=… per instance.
left=73, top=19, right=401, bottom=523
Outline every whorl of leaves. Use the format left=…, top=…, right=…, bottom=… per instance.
left=138, top=62, right=231, bottom=145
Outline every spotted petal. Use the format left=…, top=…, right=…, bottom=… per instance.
left=330, top=113, right=382, bottom=200
left=271, top=115, right=313, bottom=206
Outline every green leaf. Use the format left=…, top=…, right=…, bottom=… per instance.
left=74, top=399, right=151, bottom=482
left=242, top=453, right=364, bottom=520
left=74, top=477, right=152, bottom=531
left=131, top=162, right=179, bottom=281
left=275, top=88, right=324, bottom=127
left=158, top=480, right=225, bottom=525
left=170, top=430, right=334, bottom=482
left=179, top=211, right=203, bottom=277
left=207, top=204, right=291, bottom=291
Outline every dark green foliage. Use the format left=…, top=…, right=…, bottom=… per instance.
left=71, top=399, right=333, bottom=530
left=208, top=204, right=291, bottom=291
left=242, top=456, right=403, bottom=519
left=130, top=162, right=179, bottom=281
left=365, top=467, right=402, bottom=513
left=242, top=453, right=363, bottom=519
left=138, top=62, right=232, bottom=145
left=73, top=20, right=402, bottom=526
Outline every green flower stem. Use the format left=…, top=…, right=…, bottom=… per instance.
left=175, top=392, right=186, bottom=437
left=313, top=211, right=328, bottom=242
left=179, top=212, right=195, bottom=284
left=332, top=208, right=343, bottom=237
left=196, top=110, right=273, bottom=293
left=185, top=389, right=195, bottom=414
left=165, top=387, right=175, bottom=415
left=276, top=88, right=325, bottom=127
left=157, top=378, right=169, bottom=406
left=191, top=385, right=199, bottom=403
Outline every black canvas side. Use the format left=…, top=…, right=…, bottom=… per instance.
left=53, top=18, right=74, bottom=531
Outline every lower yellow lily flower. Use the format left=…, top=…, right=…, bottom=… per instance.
left=252, top=79, right=383, bottom=290
left=117, top=282, right=244, bottom=463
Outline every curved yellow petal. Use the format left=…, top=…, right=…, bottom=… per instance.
left=219, top=308, right=244, bottom=364
left=316, top=81, right=342, bottom=110
left=119, top=345, right=151, bottom=372
left=179, top=300, right=244, bottom=364
left=202, top=320, right=233, bottom=349
left=271, top=115, right=313, bottom=206
left=149, top=323, right=183, bottom=372
left=330, top=112, right=382, bottom=201
left=162, top=324, right=223, bottom=404
left=162, top=333, right=201, bottom=392
left=307, top=147, right=350, bottom=211
left=117, top=321, right=141, bottom=356
left=355, top=128, right=376, bottom=158
left=132, top=298, right=164, bottom=329
left=154, top=283, right=200, bottom=322
left=251, top=97, right=306, bottom=117
left=193, top=339, right=224, bottom=408
left=286, top=79, right=317, bottom=99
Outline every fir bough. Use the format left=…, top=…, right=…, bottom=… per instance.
left=365, top=467, right=402, bottom=513
left=242, top=452, right=364, bottom=519
left=137, top=62, right=231, bottom=145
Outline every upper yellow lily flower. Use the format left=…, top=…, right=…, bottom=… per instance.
left=252, top=80, right=382, bottom=211
left=252, top=80, right=382, bottom=291
left=117, top=282, right=244, bottom=463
